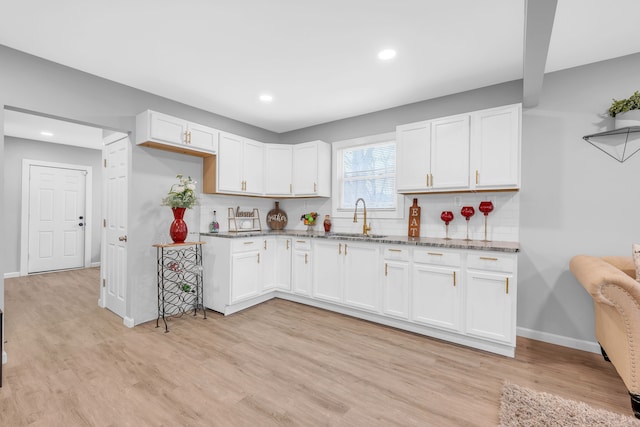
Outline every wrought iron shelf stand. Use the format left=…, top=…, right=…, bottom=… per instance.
left=153, top=241, right=206, bottom=332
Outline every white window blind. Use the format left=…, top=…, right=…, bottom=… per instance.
left=340, top=141, right=396, bottom=209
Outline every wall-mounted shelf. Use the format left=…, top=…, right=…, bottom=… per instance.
left=583, top=126, right=640, bottom=163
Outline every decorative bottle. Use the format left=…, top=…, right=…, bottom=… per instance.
left=209, top=210, right=219, bottom=233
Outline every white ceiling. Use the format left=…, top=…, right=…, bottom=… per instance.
left=2, top=0, right=640, bottom=135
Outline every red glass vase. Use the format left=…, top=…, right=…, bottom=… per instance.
left=170, top=207, right=188, bottom=243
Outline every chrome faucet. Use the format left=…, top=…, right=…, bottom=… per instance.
left=353, top=198, right=371, bottom=236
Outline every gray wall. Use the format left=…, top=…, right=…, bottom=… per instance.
left=3, top=137, right=103, bottom=273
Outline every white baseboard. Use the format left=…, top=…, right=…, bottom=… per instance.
left=3, top=272, right=20, bottom=279
left=90, top=262, right=101, bottom=268
left=517, top=327, right=600, bottom=354
left=123, top=317, right=135, bottom=328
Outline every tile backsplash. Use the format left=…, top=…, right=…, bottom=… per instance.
left=199, top=191, right=519, bottom=242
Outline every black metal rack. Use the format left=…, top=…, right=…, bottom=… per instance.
left=153, top=241, right=206, bottom=332
left=583, top=126, right=640, bottom=163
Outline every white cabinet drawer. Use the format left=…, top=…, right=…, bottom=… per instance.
left=231, top=238, right=262, bottom=252
left=384, top=247, right=409, bottom=261
left=414, top=249, right=461, bottom=267
left=467, top=253, right=514, bottom=273
left=294, top=238, right=311, bottom=251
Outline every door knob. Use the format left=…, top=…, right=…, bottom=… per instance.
left=118, top=235, right=128, bottom=242
left=78, top=223, right=84, bottom=226
left=79, top=216, right=84, bottom=219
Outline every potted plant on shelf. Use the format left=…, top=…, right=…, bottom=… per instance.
left=609, top=90, right=640, bottom=128
left=162, top=174, right=198, bottom=243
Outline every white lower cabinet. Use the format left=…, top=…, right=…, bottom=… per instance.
left=312, top=240, right=380, bottom=311
left=411, top=249, right=462, bottom=332
left=204, top=234, right=517, bottom=356
left=465, top=252, right=516, bottom=345
left=292, top=239, right=312, bottom=296
left=275, top=237, right=292, bottom=291
left=382, top=247, right=410, bottom=319
left=343, top=242, right=380, bottom=312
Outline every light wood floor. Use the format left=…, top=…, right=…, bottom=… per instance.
left=0, top=268, right=633, bottom=426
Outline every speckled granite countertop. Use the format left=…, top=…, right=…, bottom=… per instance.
left=200, top=230, right=519, bottom=253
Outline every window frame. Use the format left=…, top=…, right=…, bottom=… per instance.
left=332, top=131, right=404, bottom=220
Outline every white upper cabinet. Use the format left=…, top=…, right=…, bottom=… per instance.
left=470, top=104, right=521, bottom=190
left=292, top=141, right=331, bottom=197
left=396, top=121, right=431, bottom=191
left=217, top=133, right=264, bottom=196
left=264, top=144, right=293, bottom=196
left=135, top=110, right=219, bottom=156
left=396, top=103, right=520, bottom=193
left=430, top=115, right=470, bottom=190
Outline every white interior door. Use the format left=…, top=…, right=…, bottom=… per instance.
left=28, top=165, right=87, bottom=273
left=103, top=135, right=129, bottom=319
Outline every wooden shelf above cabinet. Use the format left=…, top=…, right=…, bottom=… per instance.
left=202, top=155, right=217, bottom=194
left=139, top=140, right=215, bottom=158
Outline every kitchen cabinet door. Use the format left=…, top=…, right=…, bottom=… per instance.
left=230, top=250, right=261, bottom=303
left=276, top=237, right=292, bottom=290
left=148, top=111, right=187, bottom=145
left=343, top=242, right=380, bottom=312
left=382, top=259, right=409, bottom=319
left=292, top=141, right=331, bottom=197
left=265, top=144, right=293, bottom=196
left=292, top=249, right=311, bottom=295
left=396, top=121, right=431, bottom=191
left=471, top=104, right=521, bottom=190
left=465, top=270, right=514, bottom=344
left=217, top=132, right=244, bottom=193
left=430, top=115, right=470, bottom=190
left=188, top=122, right=218, bottom=152
left=261, top=237, right=277, bottom=291
left=412, top=264, right=461, bottom=332
left=312, top=240, right=343, bottom=303
left=243, top=138, right=265, bottom=195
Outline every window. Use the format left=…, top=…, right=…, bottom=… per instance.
left=333, top=132, right=402, bottom=219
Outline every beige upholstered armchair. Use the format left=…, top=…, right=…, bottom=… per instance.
left=570, top=255, right=640, bottom=418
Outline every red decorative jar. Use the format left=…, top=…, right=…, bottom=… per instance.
left=170, top=207, right=188, bottom=243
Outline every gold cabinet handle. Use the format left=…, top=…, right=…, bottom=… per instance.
left=385, top=263, right=388, bottom=276
left=188, top=131, right=192, bottom=144
left=264, top=240, right=267, bottom=250
left=476, top=170, right=479, bottom=185
left=314, top=182, right=317, bottom=192
left=184, top=131, right=188, bottom=144
left=286, top=240, right=290, bottom=250
left=430, top=173, right=433, bottom=187
left=453, top=271, right=456, bottom=287
left=344, top=244, right=348, bottom=256
left=506, top=277, right=509, bottom=294
left=480, top=256, right=498, bottom=261
left=338, top=243, right=342, bottom=254
left=296, top=240, right=306, bottom=244
left=304, top=253, right=308, bottom=264
left=388, top=249, right=402, bottom=252
left=290, top=183, right=292, bottom=194
left=427, top=252, right=443, bottom=256
left=426, top=174, right=429, bottom=188
left=257, top=253, right=260, bottom=264
left=243, top=241, right=254, bottom=245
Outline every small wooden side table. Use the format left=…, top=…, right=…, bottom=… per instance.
left=153, top=241, right=206, bottom=332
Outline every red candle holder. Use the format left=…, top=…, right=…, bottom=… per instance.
left=478, top=201, right=494, bottom=241
left=440, top=211, right=454, bottom=239
left=461, top=206, right=475, bottom=240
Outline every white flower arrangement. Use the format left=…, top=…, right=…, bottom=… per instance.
left=162, top=174, right=198, bottom=209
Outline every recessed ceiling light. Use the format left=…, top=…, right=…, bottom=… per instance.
left=259, top=94, right=273, bottom=103
left=40, top=131, right=54, bottom=137
left=378, top=49, right=397, bottom=60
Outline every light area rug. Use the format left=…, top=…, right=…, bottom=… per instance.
left=500, top=382, right=640, bottom=426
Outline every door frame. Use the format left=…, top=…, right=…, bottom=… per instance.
left=20, top=159, right=93, bottom=276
